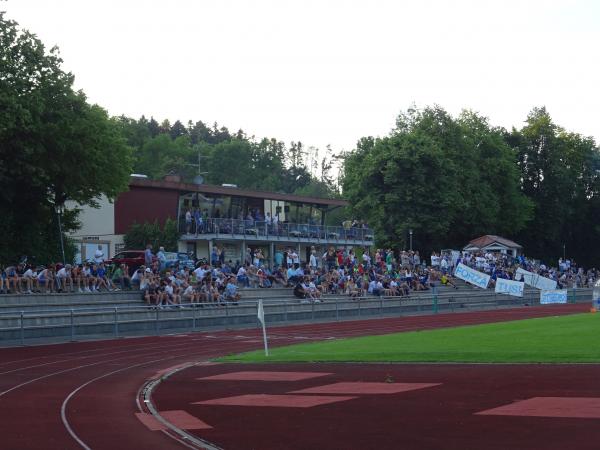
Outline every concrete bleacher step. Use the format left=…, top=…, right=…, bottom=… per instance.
left=0, top=284, right=556, bottom=322
left=0, top=291, right=144, bottom=313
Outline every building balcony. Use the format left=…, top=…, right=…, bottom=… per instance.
left=179, top=218, right=374, bottom=245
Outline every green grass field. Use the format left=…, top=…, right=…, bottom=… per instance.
left=220, top=313, right=600, bottom=363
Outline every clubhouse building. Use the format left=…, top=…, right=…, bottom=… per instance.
left=69, top=175, right=373, bottom=266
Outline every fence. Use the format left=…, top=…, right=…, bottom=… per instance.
left=179, top=217, right=374, bottom=243
left=0, top=288, right=591, bottom=346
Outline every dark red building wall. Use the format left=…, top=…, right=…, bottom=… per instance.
left=115, top=186, right=179, bottom=234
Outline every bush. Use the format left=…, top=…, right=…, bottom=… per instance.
left=124, top=218, right=179, bottom=251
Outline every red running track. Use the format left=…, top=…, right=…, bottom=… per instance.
left=0, top=303, right=595, bottom=450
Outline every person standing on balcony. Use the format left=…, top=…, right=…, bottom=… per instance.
left=290, top=249, right=300, bottom=266
left=309, top=249, right=318, bottom=271
left=265, top=212, right=272, bottom=233
left=194, top=208, right=202, bottom=235
left=185, top=208, right=192, bottom=234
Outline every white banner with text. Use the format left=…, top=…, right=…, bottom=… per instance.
left=540, top=289, right=568, bottom=304
left=515, top=268, right=557, bottom=291
left=494, top=278, right=525, bottom=297
left=454, top=263, right=490, bottom=289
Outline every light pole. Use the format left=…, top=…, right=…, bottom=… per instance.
left=563, top=243, right=566, bottom=261
left=409, top=229, right=413, bottom=251
left=56, top=204, right=66, bottom=264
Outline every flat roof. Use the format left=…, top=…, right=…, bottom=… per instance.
left=129, top=177, right=348, bottom=207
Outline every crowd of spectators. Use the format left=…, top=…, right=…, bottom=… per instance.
left=1, top=244, right=597, bottom=308
left=433, top=251, right=598, bottom=289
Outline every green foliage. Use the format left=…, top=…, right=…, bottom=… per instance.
left=120, top=115, right=335, bottom=195
left=0, top=13, right=132, bottom=264
left=220, top=314, right=600, bottom=363
left=343, top=106, right=533, bottom=254
left=507, top=107, right=600, bottom=266
left=123, top=219, right=179, bottom=252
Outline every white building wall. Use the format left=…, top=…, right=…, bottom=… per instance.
left=67, top=196, right=121, bottom=262
left=67, top=196, right=115, bottom=237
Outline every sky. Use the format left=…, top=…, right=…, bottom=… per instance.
left=3, top=0, right=600, bottom=156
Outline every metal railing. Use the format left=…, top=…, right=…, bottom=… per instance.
left=179, top=218, right=374, bottom=242
left=0, top=288, right=591, bottom=346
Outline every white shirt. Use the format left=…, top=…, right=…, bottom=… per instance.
left=94, top=249, right=104, bottom=264
left=290, top=251, right=299, bottom=264
left=23, top=269, right=36, bottom=279
left=368, top=280, right=377, bottom=293
left=194, top=267, right=206, bottom=279
left=57, top=268, right=69, bottom=278
left=310, top=254, right=317, bottom=268
left=236, top=267, right=246, bottom=277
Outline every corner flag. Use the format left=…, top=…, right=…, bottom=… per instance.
left=257, top=299, right=269, bottom=356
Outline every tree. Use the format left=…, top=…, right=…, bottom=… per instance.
left=508, top=107, right=600, bottom=265
left=123, top=219, right=179, bottom=252
left=169, top=120, right=187, bottom=139
left=342, top=107, right=532, bottom=254
left=0, top=13, right=132, bottom=263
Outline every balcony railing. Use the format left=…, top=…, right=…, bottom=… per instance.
left=180, top=218, right=374, bottom=242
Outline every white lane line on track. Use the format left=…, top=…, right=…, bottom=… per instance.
left=0, top=337, right=189, bottom=369
left=0, top=305, right=575, bottom=368
left=0, top=338, right=234, bottom=398
left=61, top=352, right=196, bottom=450
left=62, top=341, right=261, bottom=450
left=0, top=335, right=222, bottom=377
left=5, top=306, right=582, bottom=449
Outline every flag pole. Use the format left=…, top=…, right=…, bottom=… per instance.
left=257, top=299, right=269, bottom=356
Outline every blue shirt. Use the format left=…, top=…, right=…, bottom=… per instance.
left=225, top=282, right=237, bottom=297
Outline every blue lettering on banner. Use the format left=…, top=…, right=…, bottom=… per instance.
left=454, top=263, right=490, bottom=289
left=495, top=278, right=524, bottom=297
left=540, top=290, right=568, bottom=304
